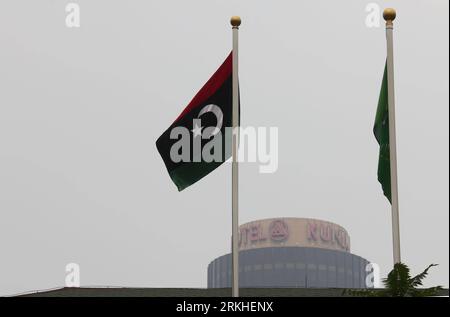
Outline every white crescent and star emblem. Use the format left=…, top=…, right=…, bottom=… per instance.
left=191, top=104, right=223, bottom=138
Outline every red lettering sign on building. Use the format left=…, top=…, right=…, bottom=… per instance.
left=270, top=220, right=289, bottom=242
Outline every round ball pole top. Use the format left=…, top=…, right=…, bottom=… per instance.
left=230, top=16, right=241, bottom=27
left=383, top=8, right=396, bottom=22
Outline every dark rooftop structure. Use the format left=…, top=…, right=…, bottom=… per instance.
left=14, top=287, right=449, bottom=297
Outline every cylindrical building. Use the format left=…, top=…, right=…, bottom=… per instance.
left=207, top=218, right=371, bottom=288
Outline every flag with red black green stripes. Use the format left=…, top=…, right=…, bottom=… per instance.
left=156, top=53, right=236, bottom=191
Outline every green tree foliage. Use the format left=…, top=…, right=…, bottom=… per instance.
left=347, top=263, right=443, bottom=297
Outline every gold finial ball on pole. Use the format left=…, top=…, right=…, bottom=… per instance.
left=383, top=8, right=396, bottom=22
left=230, top=16, right=241, bottom=27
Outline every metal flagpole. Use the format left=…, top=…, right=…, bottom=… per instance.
left=384, top=8, right=401, bottom=264
left=230, top=15, right=241, bottom=297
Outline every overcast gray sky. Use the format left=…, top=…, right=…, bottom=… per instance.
left=0, top=0, right=448, bottom=296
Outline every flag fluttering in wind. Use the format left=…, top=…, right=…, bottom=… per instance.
left=373, top=63, right=391, bottom=203
left=156, top=53, right=233, bottom=191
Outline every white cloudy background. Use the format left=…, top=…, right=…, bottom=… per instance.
left=0, top=0, right=448, bottom=295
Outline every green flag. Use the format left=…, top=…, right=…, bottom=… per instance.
left=373, top=63, right=391, bottom=203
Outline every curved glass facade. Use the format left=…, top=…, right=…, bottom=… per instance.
left=207, top=247, right=370, bottom=288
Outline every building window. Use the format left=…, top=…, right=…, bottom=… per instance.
left=264, top=264, right=273, bottom=270
left=296, top=263, right=306, bottom=270
left=286, top=263, right=295, bottom=269
left=307, top=264, right=317, bottom=270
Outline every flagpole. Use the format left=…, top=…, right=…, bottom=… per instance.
left=384, top=8, right=401, bottom=264
left=230, top=15, right=241, bottom=297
